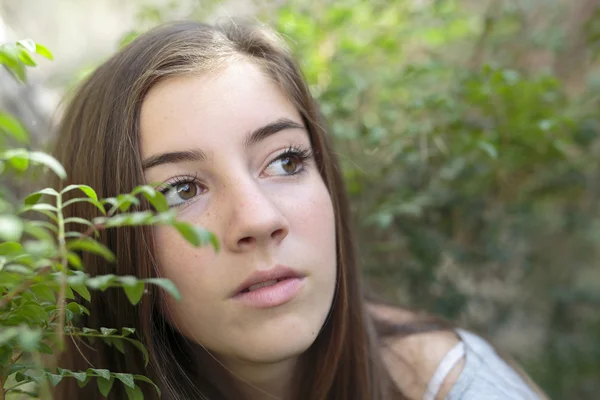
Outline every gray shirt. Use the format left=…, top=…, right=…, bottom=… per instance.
left=425, top=329, right=542, bottom=400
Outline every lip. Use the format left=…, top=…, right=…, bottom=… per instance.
left=230, top=265, right=305, bottom=308
left=231, top=265, right=304, bottom=297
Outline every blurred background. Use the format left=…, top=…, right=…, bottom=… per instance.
left=1, top=0, right=599, bottom=398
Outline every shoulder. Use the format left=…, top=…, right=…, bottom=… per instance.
left=368, top=303, right=546, bottom=400
left=368, top=303, right=465, bottom=400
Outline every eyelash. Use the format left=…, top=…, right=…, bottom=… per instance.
left=158, top=145, right=313, bottom=207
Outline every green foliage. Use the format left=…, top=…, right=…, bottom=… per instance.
left=267, top=1, right=600, bottom=398
left=0, top=40, right=218, bottom=399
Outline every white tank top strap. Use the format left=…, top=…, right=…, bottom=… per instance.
left=423, top=341, right=466, bottom=400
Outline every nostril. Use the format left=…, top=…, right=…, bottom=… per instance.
left=271, top=228, right=285, bottom=240
left=239, top=237, right=255, bottom=246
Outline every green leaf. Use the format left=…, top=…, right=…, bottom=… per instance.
left=0, top=327, right=19, bottom=345
left=67, top=239, right=115, bottom=262
left=114, top=373, right=135, bottom=389
left=71, top=370, right=87, bottom=382
left=125, top=384, right=144, bottom=400
left=145, top=278, right=181, bottom=301
left=31, top=284, right=56, bottom=303
left=97, top=376, right=115, bottom=397
left=123, top=280, right=145, bottom=305
left=62, top=197, right=106, bottom=214
left=173, top=221, right=219, bottom=251
left=100, top=327, right=117, bottom=336
left=67, top=252, right=83, bottom=269
left=66, top=301, right=89, bottom=316
left=0, top=241, right=23, bottom=255
left=18, top=328, right=42, bottom=351
left=17, top=47, right=36, bottom=66
left=46, top=373, right=63, bottom=387
left=27, top=151, right=67, bottom=179
left=64, top=217, right=97, bottom=231
left=133, top=374, right=161, bottom=396
left=0, top=112, right=28, bottom=143
left=122, top=327, right=136, bottom=337
left=61, top=184, right=98, bottom=200
left=71, top=283, right=91, bottom=302
left=114, top=194, right=140, bottom=212
left=0, top=214, right=23, bottom=241
left=24, top=188, right=58, bottom=205
left=7, top=152, right=28, bottom=171
left=1, top=149, right=66, bottom=178
left=111, top=337, right=125, bottom=353
left=17, top=39, right=36, bottom=53
left=132, top=185, right=169, bottom=212
left=89, top=368, right=110, bottom=380
left=85, top=274, right=116, bottom=290
left=35, top=42, right=53, bottom=60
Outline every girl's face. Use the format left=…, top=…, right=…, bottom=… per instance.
left=140, top=61, right=337, bottom=372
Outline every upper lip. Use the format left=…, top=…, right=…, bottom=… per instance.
left=231, top=265, right=304, bottom=297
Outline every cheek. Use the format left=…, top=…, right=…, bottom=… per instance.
left=153, top=226, right=219, bottom=321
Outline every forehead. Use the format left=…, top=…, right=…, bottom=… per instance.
left=139, top=61, right=302, bottom=157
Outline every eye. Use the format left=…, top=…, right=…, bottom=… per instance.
left=264, top=146, right=312, bottom=177
left=160, top=179, right=204, bottom=207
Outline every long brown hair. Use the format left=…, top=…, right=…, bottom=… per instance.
left=51, top=20, right=427, bottom=399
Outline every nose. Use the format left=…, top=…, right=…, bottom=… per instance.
left=223, top=179, right=289, bottom=253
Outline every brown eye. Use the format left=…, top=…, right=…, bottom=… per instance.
left=280, top=156, right=299, bottom=174
left=176, top=183, right=197, bottom=200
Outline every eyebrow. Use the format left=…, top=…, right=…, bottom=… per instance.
left=142, top=117, right=306, bottom=170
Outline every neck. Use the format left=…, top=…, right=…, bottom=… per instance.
left=193, top=347, right=299, bottom=400
left=232, top=357, right=298, bottom=400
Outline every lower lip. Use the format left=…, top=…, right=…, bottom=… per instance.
left=233, top=277, right=305, bottom=309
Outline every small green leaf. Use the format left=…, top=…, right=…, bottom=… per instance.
left=27, top=151, right=67, bottom=179
left=86, top=274, right=116, bottom=290
left=100, top=327, right=117, bottom=336
left=122, top=327, right=136, bottom=337
left=132, top=185, right=169, bottom=212
left=64, top=217, right=97, bottom=231
left=67, top=239, right=115, bottom=262
left=71, top=283, right=91, bottom=302
left=46, top=373, right=63, bottom=387
left=97, top=376, right=115, bottom=397
left=17, top=47, right=36, bottom=66
left=0, top=214, right=23, bottom=241
left=71, top=371, right=87, bottom=382
left=0, top=241, right=23, bottom=255
left=63, top=197, right=106, bottom=214
left=115, top=194, right=140, bottom=212
left=145, top=278, right=181, bottom=301
left=18, top=328, right=42, bottom=351
left=31, top=284, right=56, bottom=303
left=89, top=368, right=110, bottom=380
left=17, top=39, right=36, bottom=53
left=123, top=281, right=145, bottom=305
left=111, top=337, right=125, bottom=353
left=0, top=327, right=19, bottom=345
left=61, top=184, right=98, bottom=200
left=0, top=112, right=28, bottom=143
left=114, top=373, right=135, bottom=389
left=173, top=221, right=219, bottom=251
left=125, top=384, right=144, bottom=400
left=67, top=252, right=83, bottom=269
left=35, top=42, right=53, bottom=60
left=133, top=374, right=161, bottom=396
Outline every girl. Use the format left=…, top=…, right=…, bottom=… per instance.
left=52, top=20, right=545, bottom=400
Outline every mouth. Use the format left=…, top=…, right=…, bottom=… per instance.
left=240, top=277, right=293, bottom=293
left=233, top=276, right=305, bottom=309
left=231, top=265, right=305, bottom=308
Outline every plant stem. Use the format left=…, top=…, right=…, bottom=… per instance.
left=1, top=375, right=5, bottom=400
left=0, top=267, right=51, bottom=308
left=55, top=193, right=68, bottom=348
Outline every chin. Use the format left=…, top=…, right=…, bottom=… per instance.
left=235, top=319, right=322, bottom=364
